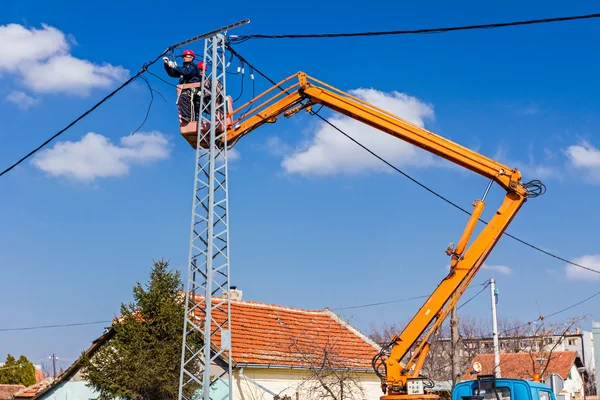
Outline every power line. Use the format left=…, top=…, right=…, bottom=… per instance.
left=0, top=52, right=168, bottom=179
left=230, top=12, right=600, bottom=43
left=502, top=289, right=600, bottom=334
left=457, top=281, right=490, bottom=310
left=333, top=281, right=488, bottom=311
left=333, top=295, right=430, bottom=311
left=0, top=320, right=111, bottom=333
left=2, top=289, right=596, bottom=335
left=0, top=23, right=233, bottom=179
left=226, top=45, right=600, bottom=278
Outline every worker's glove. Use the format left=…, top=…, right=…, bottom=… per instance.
left=167, top=60, right=177, bottom=68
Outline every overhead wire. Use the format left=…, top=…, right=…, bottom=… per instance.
left=0, top=320, right=111, bottom=333
left=0, top=50, right=170, bottom=178
left=230, top=12, right=600, bottom=43
left=457, top=281, right=490, bottom=310
left=2, top=289, right=597, bottom=335
left=225, top=45, right=600, bottom=278
left=131, top=76, right=167, bottom=135
left=333, top=295, right=430, bottom=311
left=502, top=288, right=600, bottom=335
left=147, top=69, right=178, bottom=88
left=333, top=281, right=488, bottom=311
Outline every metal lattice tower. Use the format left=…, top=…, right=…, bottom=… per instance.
left=178, top=33, right=232, bottom=400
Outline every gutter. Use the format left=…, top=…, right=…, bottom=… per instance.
left=236, top=363, right=374, bottom=374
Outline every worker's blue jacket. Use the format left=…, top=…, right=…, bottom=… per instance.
left=164, top=61, right=202, bottom=84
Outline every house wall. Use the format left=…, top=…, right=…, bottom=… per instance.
left=593, top=321, right=600, bottom=395
left=37, top=371, right=99, bottom=400
left=581, top=331, right=595, bottom=374
left=233, top=367, right=382, bottom=400
left=562, top=365, right=584, bottom=400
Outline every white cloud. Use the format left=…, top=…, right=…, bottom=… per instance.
left=565, top=141, right=600, bottom=182
left=32, top=132, right=170, bottom=182
left=21, top=55, right=128, bottom=95
left=482, top=264, right=513, bottom=275
left=0, top=24, right=68, bottom=71
left=0, top=23, right=128, bottom=95
left=5, top=91, right=39, bottom=110
left=280, top=88, right=436, bottom=176
left=565, top=254, right=600, bottom=282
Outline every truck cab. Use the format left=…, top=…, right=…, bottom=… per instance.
left=452, top=375, right=557, bottom=400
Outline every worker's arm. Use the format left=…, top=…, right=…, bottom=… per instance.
left=171, top=63, right=200, bottom=81
left=163, top=63, right=181, bottom=78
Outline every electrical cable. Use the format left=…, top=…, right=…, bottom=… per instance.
left=0, top=50, right=170, bottom=178
left=333, top=281, right=487, bottom=311
left=457, top=281, right=490, bottom=310
left=147, top=69, right=178, bottom=88
left=333, top=295, right=430, bottom=311
left=131, top=76, right=166, bottom=135
left=226, top=45, right=600, bottom=278
left=0, top=320, right=111, bottom=332
left=233, top=61, right=245, bottom=102
left=502, top=288, right=600, bottom=334
left=1, top=289, right=596, bottom=336
left=230, top=12, right=600, bottom=42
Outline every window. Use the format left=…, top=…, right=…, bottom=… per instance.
left=475, top=387, right=511, bottom=400
left=539, top=390, right=552, bottom=400
left=568, top=338, right=578, bottom=346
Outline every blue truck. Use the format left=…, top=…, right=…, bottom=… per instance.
left=453, top=375, right=556, bottom=400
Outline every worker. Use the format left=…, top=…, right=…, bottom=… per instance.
left=163, top=50, right=203, bottom=122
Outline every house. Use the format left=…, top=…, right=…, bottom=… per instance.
left=195, top=290, right=383, bottom=399
left=0, top=365, right=49, bottom=399
left=463, top=352, right=586, bottom=400
left=30, top=289, right=382, bottom=399
left=0, top=385, right=24, bottom=400
left=25, top=328, right=114, bottom=399
left=12, top=379, right=54, bottom=399
left=435, top=328, right=595, bottom=375
left=593, top=321, right=600, bottom=395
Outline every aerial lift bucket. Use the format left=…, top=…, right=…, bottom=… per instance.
left=176, top=82, right=233, bottom=148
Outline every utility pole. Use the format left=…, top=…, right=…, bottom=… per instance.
left=176, top=19, right=249, bottom=400
left=49, top=354, right=56, bottom=379
left=450, top=301, right=461, bottom=386
left=490, top=278, right=501, bottom=378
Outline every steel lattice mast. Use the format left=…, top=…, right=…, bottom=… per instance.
left=177, top=20, right=248, bottom=400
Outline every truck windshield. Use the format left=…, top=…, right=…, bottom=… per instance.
left=475, top=387, right=511, bottom=400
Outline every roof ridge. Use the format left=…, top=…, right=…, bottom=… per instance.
left=191, top=293, right=328, bottom=314
left=325, top=309, right=382, bottom=351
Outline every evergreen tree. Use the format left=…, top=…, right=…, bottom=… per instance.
left=82, top=259, right=201, bottom=400
left=0, top=354, right=36, bottom=386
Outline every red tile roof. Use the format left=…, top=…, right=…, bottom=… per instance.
left=193, top=296, right=380, bottom=370
left=34, top=369, right=45, bottom=384
left=0, top=385, right=25, bottom=400
left=462, top=352, right=578, bottom=381
left=13, top=379, right=54, bottom=399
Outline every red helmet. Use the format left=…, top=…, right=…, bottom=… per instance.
left=183, top=50, right=195, bottom=59
left=198, top=61, right=206, bottom=70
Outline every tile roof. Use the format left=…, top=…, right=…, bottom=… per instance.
left=34, top=369, right=45, bottom=384
left=0, top=385, right=25, bottom=400
left=462, top=351, right=579, bottom=381
left=13, top=378, right=54, bottom=399
left=30, top=328, right=115, bottom=400
left=193, top=296, right=380, bottom=370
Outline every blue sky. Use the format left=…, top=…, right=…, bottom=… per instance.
left=1, top=0, right=599, bottom=371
